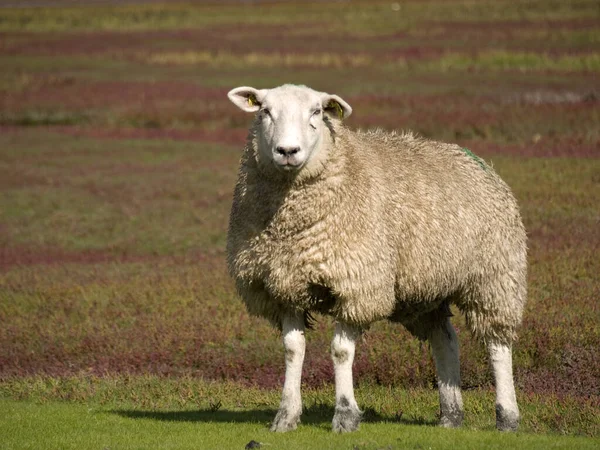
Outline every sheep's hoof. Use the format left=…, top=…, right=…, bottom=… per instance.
left=332, top=406, right=362, bottom=433
left=439, top=409, right=464, bottom=428
left=270, top=408, right=301, bottom=432
left=496, top=405, right=519, bottom=432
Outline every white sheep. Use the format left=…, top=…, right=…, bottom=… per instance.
left=226, top=84, right=527, bottom=433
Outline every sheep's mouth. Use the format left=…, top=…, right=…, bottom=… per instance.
left=273, top=159, right=305, bottom=172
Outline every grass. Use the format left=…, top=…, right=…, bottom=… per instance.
left=142, top=50, right=374, bottom=69
left=1, top=0, right=599, bottom=446
left=136, top=49, right=600, bottom=74
left=5, top=400, right=598, bottom=450
left=1, top=376, right=599, bottom=447
left=0, top=1, right=597, bottom=32
left=0, top=109, right=92, bottom=126
left=431, top=51, right=600, bottom=73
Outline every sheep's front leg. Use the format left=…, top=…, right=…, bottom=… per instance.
left=429, top=318, right=464, bottom=428
left=271, top=313, right=306, bottom=432
left=331, top=321, right=362, bottom=432
left=489, top=342, right=519, bottom=431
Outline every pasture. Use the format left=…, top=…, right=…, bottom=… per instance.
left=0, top=0, right=599, bottom=448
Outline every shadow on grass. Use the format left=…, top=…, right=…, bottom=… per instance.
left=112, top=405, right=437, bottom=428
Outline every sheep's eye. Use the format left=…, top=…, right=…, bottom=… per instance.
left=312, top=109, right=322, bottom=116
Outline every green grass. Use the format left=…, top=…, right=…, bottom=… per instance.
left=0, top=0, right=596, bottom=32
left=431, top=51, right=600, bottom=73
left=134, top=49, right=600, bottom=74
left=0, top=109, right=92, bottom=126
left=3, top=399, right=598, bottom=450
left=1, top=376, right=599, bottom=449
left=0, top=133, right=238, bottom=253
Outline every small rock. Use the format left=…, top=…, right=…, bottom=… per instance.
left=245, top=440, right=261, bottom=449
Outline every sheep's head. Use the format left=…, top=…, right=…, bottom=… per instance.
left=228, top=84, right=352, bottom=175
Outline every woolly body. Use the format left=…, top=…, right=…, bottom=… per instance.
left=228, top=123, right=526, bottom=344
left=226, top=84, right=526, bottom=432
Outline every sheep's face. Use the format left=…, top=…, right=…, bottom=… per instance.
left=228, top=84, right=352, bottom=175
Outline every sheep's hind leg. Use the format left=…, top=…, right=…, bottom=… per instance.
left=331, top=321, right=362, bottom=433
left=271, top=313, right=306, bottom=432
left=430, top=318, right=464, bottom=428
left=488, top=341, right=519, bottom=431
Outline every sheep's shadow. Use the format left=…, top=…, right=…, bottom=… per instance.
left=112, top=405, right=436, bottom=428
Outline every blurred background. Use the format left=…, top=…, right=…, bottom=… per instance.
left=0, top=0, right=598, bottom=436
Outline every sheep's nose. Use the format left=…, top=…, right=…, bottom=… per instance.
left=275, top=146, right=300, bottom=156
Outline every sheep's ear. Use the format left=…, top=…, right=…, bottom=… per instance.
left=228, top=87, right=267, bottom=113
left=321, top=94, right=352, bottom=120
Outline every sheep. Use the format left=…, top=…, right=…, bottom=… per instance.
left=226, top=84, right=527, bottom=433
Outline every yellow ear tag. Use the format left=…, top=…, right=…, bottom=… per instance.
left=248, top=95, right=257, bottom=107
left=328, top=101, right=344, bottom=119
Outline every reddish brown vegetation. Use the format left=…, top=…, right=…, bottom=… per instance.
left=426, top=18, right=600, bottom=33
left=0, top=245, right=217, bottom=270
left=1, top=79, right=227, bottom=111
left=54, top=126, right=247, bottom=146
left=469, top=139, right=600, bottom=158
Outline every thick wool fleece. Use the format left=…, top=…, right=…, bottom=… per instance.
left=227, top=121, right=527, bottom=344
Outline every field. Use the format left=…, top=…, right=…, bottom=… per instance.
left=0, top=0, right=599, bottom=448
